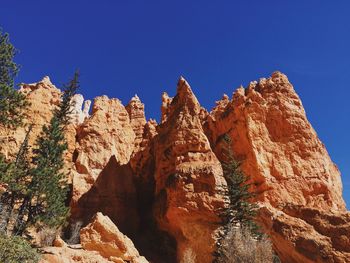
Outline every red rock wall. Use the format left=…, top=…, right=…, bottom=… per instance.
left=1, top=72, right=349, bottom=263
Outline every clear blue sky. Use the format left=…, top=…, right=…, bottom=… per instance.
left=1, top=1, right=349, bottom=208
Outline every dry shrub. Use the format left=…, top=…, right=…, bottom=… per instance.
left=66, top=220, right=83, bottom=244
left=220, top=226, right=274, bottom=263
left=37, top=226, right=58, bottom=247
left=180, top=248, right=197, bottom=263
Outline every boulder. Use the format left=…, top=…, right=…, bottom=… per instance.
left=80, top=213, right=148, bottom=263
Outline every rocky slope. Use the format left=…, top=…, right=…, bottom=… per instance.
left=0, top=72, right=348, bottom=263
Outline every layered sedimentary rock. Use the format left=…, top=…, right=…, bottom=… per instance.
left=153, top=77, right=226, bottom=263
left=1, top=73, right=349, bottom=263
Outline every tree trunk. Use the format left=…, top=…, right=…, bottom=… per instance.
left=12, top=196, right=29, bottom=236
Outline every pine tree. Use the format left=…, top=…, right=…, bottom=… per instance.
left=0, top=154, right=13, bottom=232
left=11, top=125, right=33, bottom=235
left=220, top=134, right=259, bottom=231
left=1, top=72, right=79, bottom=236
left=0, top=125, right=32, bottom=234
left=24, top=71, right=79, bottom=230
left=213, top=134, right=261, bottom=263
left=0, top=29, right=29, bottom=129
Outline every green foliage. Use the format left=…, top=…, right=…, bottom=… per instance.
left=0, top=126, right=32, bottom=234
left=220, top=134, right=260, bottom=234
left=214, top=134, right=262, bottom=262
left=0, top=234, right=40, bottom=263
left=28, top=71, right=79, bottom=228
left=0, top=29, right=29, bottom=129
left=0, top=71, right=79, bottom=237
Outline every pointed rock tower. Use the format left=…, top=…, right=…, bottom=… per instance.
left=153, top=77, right=226, bottom=263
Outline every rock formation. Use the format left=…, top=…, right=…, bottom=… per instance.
left=206, top=72, right=344, bottom=211
left=258, top=204, right=350, bottom=263
left=0, top=76, right=61, bottom=159
left=1, top=72, right=349, bottom=263
left=153, top=77, right=227, bottom=262
left=70, top=95, right=136, bottom=224
left=205, top=72, right=349, bottom=262
left=41, top=213, right=148, bottom=263
left=69, top=94, right=91, bottom=125
left=0, top=76, right=78, bottom=181
left=80, top=213, right=148, bottom=263
left=126, top=94, right=147, bottom=150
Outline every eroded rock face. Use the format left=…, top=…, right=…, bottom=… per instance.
left=205, top=71, right=348, bottom=262
left=72, top=156, right=139, bottom=237
left=41, top=213, right=148, bottom=263
left=258, top=205, right=350, bottom=263
left=0, top=76, right=83, bottom=182
left=126, top=95, right=147, bottom=151
left=2, top=73, right=349, bottom=263
left=0, top=76, right=61, bottom=160
left=206, top=72, right=345, bottom=210
left=74, top=95, right=135, bottom=180
left=153, top=77, right=226, bottom=263
left=71, top=95, right=136, bottom=219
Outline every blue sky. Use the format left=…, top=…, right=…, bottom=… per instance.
left=1, top=1, right=349, bottom=207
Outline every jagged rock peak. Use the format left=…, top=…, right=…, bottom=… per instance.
left=172, top=76, right=201, bottom=115
left=69, top=94, right=91, bottom=125
left=245, top=71, right=294, bottom=96
left=90, top=95, right=124, bottom=114
left=176, top=76, right=190, bottom=93
left=19, top=75, right=60, bottom=94
left=129, top=94, right=141, bottom=102
left=126, top=94, right=145, bottom=115
left=41, top=76, right=53, bottom=86
left=126, top=93, right=146, bottom=148
left=221, top=93, right=229, bottom=100
left=176, top=76, right=199, bottom=105
left=161, top=77, right=201, bottom=123
left=161, top=92, right=173, bottom=123
left=271, top=70, right=289, bottom=82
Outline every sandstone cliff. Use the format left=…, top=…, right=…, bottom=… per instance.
left=1, top=72, right=348, bottom=263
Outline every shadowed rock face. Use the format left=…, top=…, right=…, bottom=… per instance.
left=71, top=156, right=139, bottom=238
left=3, top=72, right=349, bottom=263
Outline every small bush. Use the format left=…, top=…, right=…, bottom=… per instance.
left=37, top=226, right=58, bottom=247
left=180, top=248, right=196, bottom=263
left=218, top=226, right=274, bottom=263
left=66, top=220, right=83, bottom=244
left=0, top=234, right=40, bottom=263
